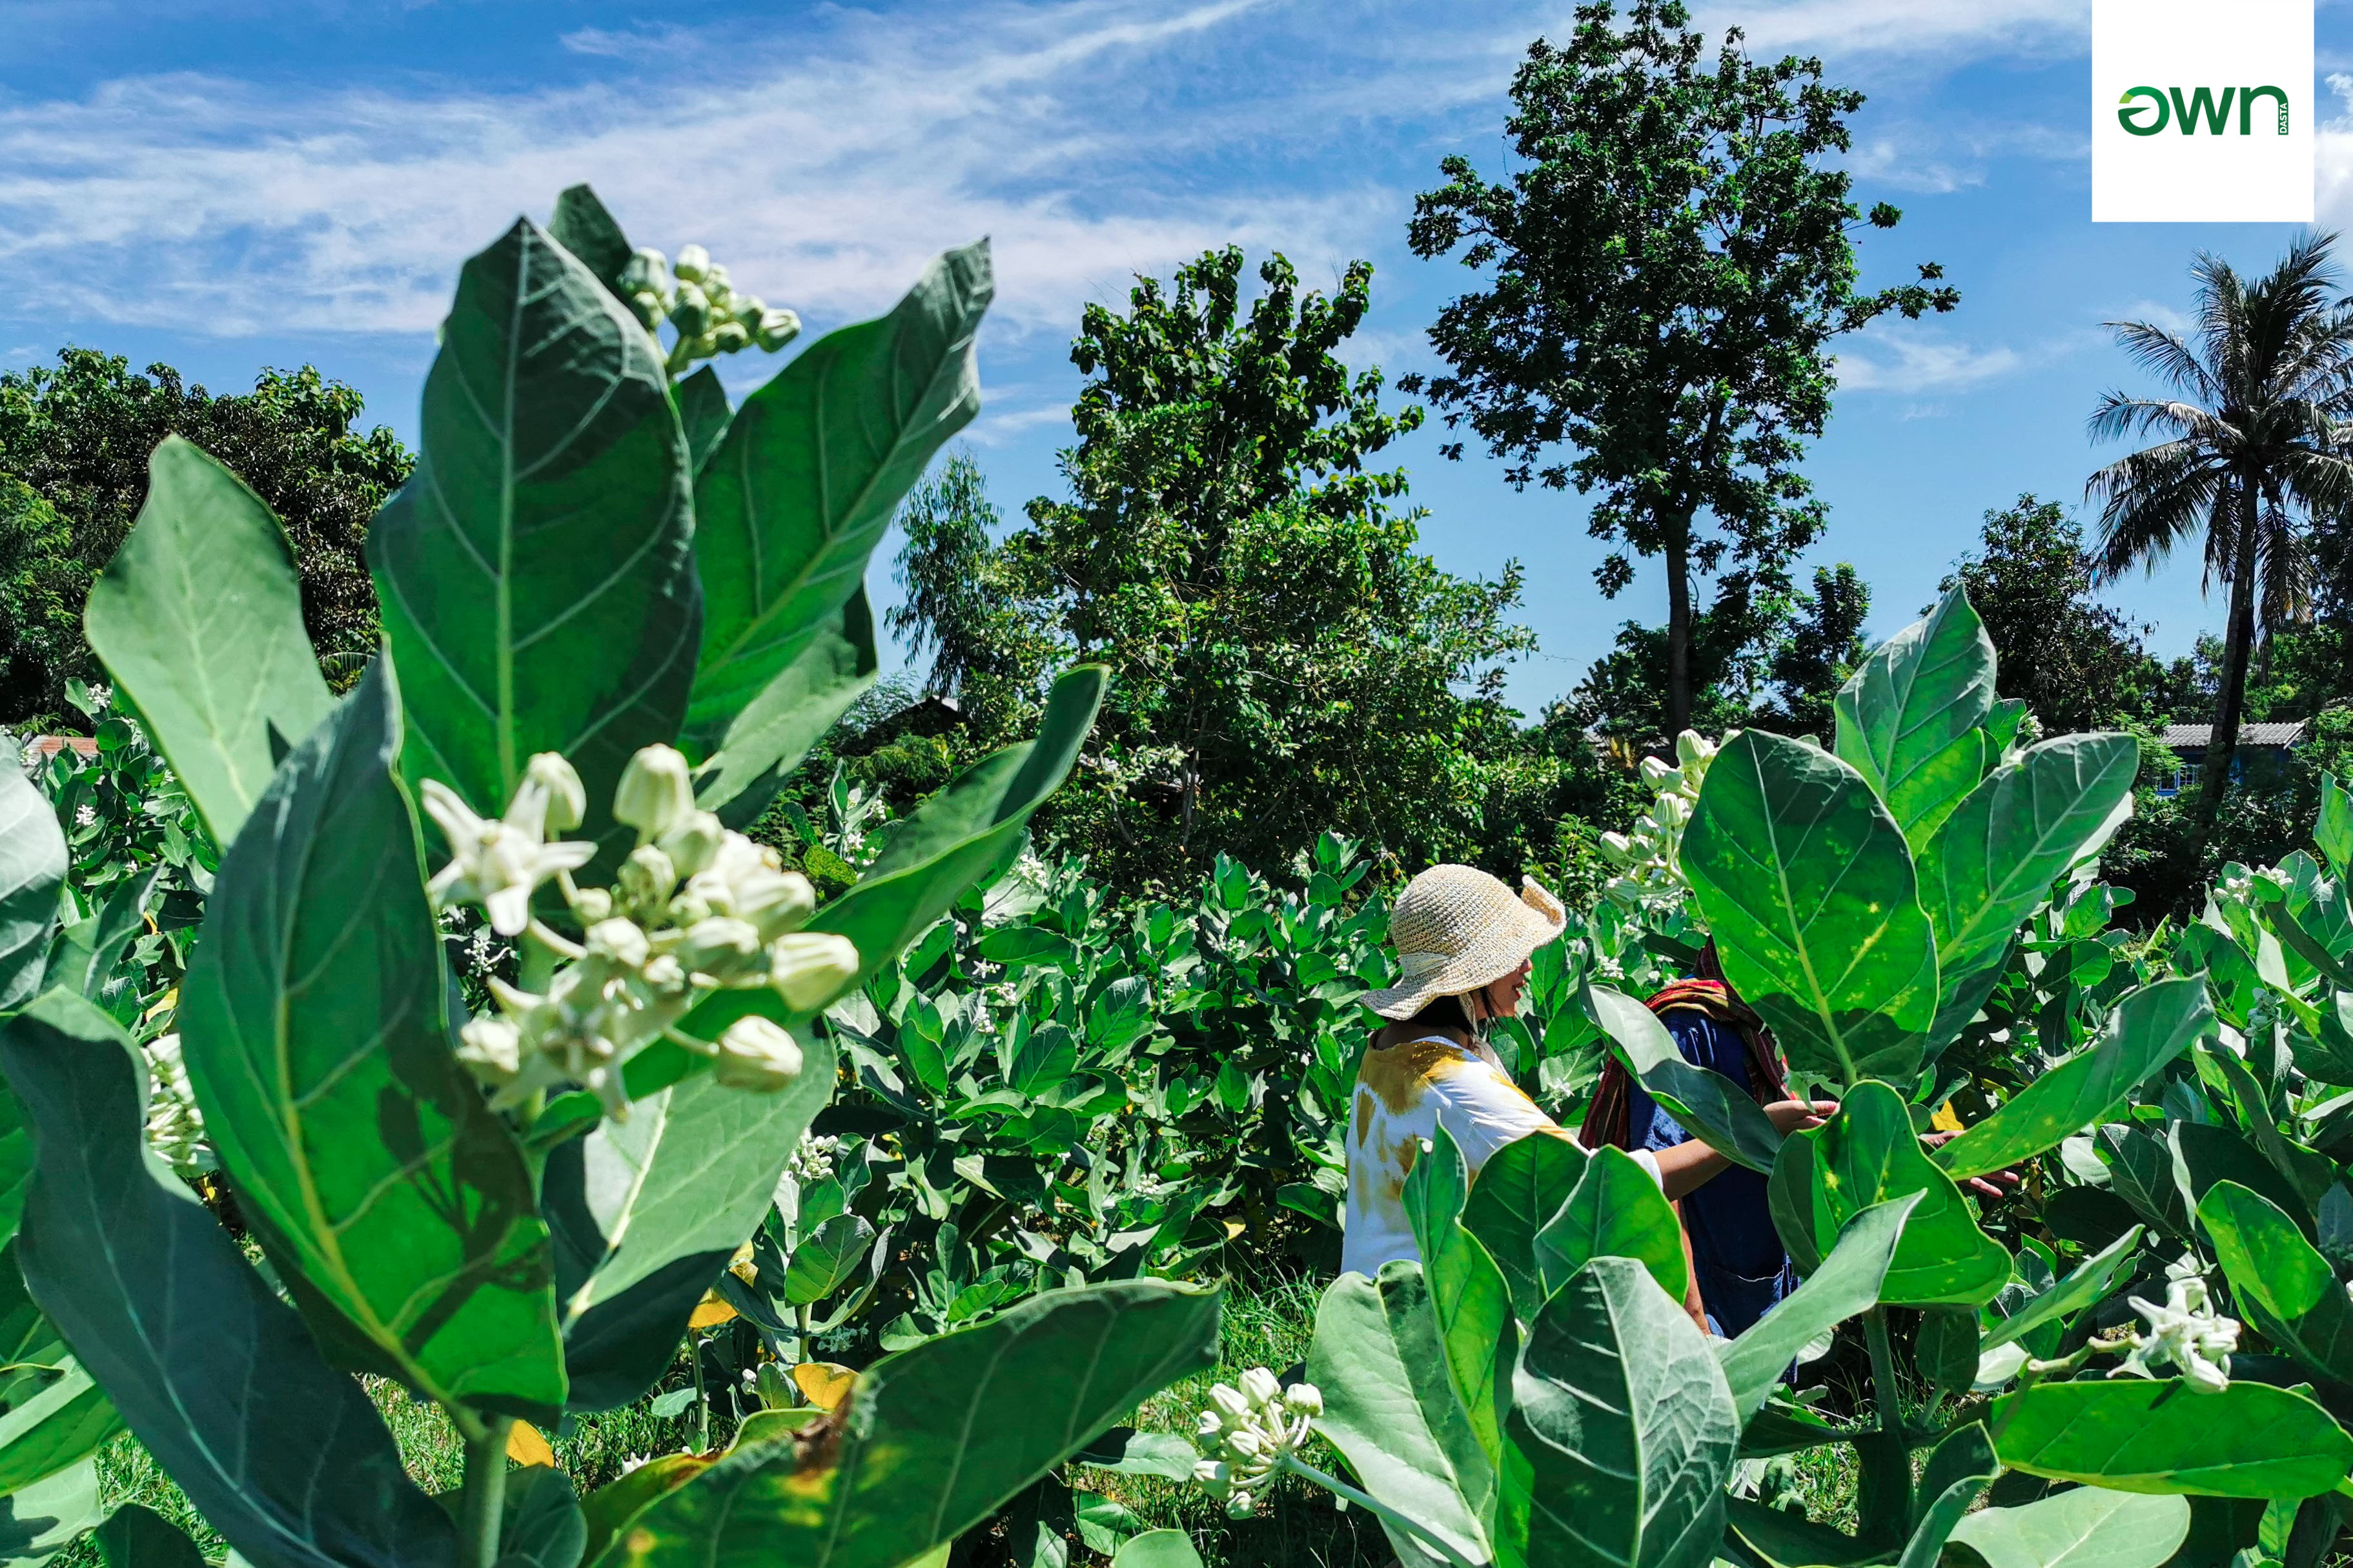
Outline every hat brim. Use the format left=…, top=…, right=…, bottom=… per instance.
left=1361, top=888, right=1566, bottom=1019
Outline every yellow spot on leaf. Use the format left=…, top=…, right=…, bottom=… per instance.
left=794, top=1361, right=857, bottom=1410
left=1931, top=1101, right=1964, bottom=1133
left=688, top=1294, right=738, bottom=1329
left=506, top=1421, right=555, bottom=1467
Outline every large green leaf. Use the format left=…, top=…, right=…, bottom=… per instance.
left=1832, top=585, right=1997, bottom=851
left=1584, top=986, right=1782, bottom=1174
left=696, top=589, right=879, bottom=828
left=0, top=746, right=65, bottom=1020
left=1979, top=1223, right=2144, bottom=1354
left=2197, top=1042, right=2336, bottom=1207
left=2097, top=1124, right=2190, bottom=1239
left=1917, top=733, right=2140, bottom=1048
left=0, top=1240, right=117, bottom=1494
left=1306, top=1266, right=1492, bottom=1568
left=0, top=1461, right=97, bottom=1567
left=2198, top=1181, right=2353, bottom=1382
left=1717, top=1194, right=1915, bottom=1422
left=674, top=370, right=731, bottom=476
left=0, top=990, right=454, bottom=1568
left=1768, top=1080, right=2007, bottom=1307
left=589, top=1280, right=1218, bottom=1568
left=176, top=661, right=565, bottom=1423
left=546, top=1036, right=835, bottom=1411
left=806, top=667, right=1106, bottom=999
left=2171, top=1120, right=2314, bottom=1236
left=1933, top=978, right=2211, bottom=1179
left=94, top=1503, right=207, bottom=1568
left=547, top=183, right=633, bottom=301
left=1533, top=1146, right=1686, bottom=1309
left=81, top=437, right=333, bottom=848
left=684, top=241, right=990, bottom=753
left=369, top=216, right=698, bottom=856
left=1898, top=1422, right=1998, bottom=1568
left=1947, top=1487, right=2191, bottom=1568
left=1682, top=731, right=1938, bottom=1088
left=1458, top=1131, right=1585, bottom=1314
left=2319, top=774, right=2353, bottom=881
left=1425, top=1219, right=1511, bottom=1468
left=1989, top=1380, right=2353, bottom=1498
left=1496, top=1257, right=1737, bottom=1568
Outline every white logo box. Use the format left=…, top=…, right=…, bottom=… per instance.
left=2092, top=0, right=2313, bottom=223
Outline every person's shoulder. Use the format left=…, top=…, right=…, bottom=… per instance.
left=1358, top=1033, right=1478, bottom=1114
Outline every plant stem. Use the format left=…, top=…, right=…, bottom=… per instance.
left=1864, top=1306, right=1903, bottom=1436
left=1281, top=1456, right=1481, bottom=1568
left=693, top=1334, right=710, bottom=1452
left=458, top=1418, right=512, bottom=1568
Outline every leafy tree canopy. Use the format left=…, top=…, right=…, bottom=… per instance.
left=886, top=249, right=1589, bottom=890
left=0, top=349, right=410, bottom=727
left=1939, top=494, right=2166, bottom=733
left=1402, top=0, right=1955, bottom=737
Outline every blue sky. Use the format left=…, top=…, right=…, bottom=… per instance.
left=6, top=0, right=2352, bottom=712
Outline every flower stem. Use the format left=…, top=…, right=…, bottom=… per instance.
left=458, top=1418, right=512, bottom=1568
left=1279, top=1455, right=1482, bottom=1568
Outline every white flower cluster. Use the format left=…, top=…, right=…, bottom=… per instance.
left=616, top=245, right=800, bottom=373
left=1192, top=1367, right=1322, bottom=1519
left=427, top=746, right=859, bottom=1115
left=143, top=1031, right=207, bottom=1174
left=2115, top=1254, right=2239, bottom=1393
left=787, top=1133, right=840, bottom=1185
left=1598, top=730, right=1724, bottom=913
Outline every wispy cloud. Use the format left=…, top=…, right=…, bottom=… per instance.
left=1835, top=332, right=2024, bottom=393
left=0, top=0, right=2112, bottom=352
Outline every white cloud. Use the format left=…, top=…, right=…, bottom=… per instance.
left=0, top=0, right=1389, bottom=343
left=0, top=0, right=2109, bottom=356
left=1700, top=0, right=2086, bottom=63
left=1835, top=333, right=2024, bottom=392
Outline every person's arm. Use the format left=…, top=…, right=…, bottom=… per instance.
left=1651, top=1099, right=1839, bottom=1200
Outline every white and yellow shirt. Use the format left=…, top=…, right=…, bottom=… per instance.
left=1340, top=1033, right=1662, bottom=1278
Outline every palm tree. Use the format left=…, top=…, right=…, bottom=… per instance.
left=2086, top=233, right=2353, bottom=837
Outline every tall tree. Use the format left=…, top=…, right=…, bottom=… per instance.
left=1402, top=1, right=1955, bottom=737
left=0, top=349, right=411, bottom=724
left=887, top=448, right=1051, bottom=738
left=1939, top=495, right=2163, bottom=733
left=889, top=250, right=1542, bottom=888
left=2086, top=235, right=2353, bottom=833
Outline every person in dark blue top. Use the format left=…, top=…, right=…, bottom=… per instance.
left=1582, top=941, right=2018, bottom=1338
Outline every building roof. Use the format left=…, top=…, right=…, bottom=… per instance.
left=2161, top=721, right=2308, bottom=749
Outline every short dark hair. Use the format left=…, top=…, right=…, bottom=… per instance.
left=1405, top=992, right=1474, bottom=1032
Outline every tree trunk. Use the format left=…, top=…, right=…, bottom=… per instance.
left=2197, top=477, right=2261, bottom=838
left=1665, top=523, right=1693, bottom=742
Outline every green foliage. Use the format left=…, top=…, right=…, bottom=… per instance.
left=0, top=189, right=1222, bottom=1568
left=1940, top=494, right=2166, bottom=733
left=1402, top=0, right=1954, bottom=733
left=882, top=252, right=1551, bottom=891
left=0, top=351, right=409, bottom=724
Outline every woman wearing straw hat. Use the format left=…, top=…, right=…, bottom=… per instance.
left=1341, top=864, right=1832, bottom=1283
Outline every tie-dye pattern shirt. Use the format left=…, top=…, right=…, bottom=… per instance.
left=1341, top=1033, right=1662, bottom=1278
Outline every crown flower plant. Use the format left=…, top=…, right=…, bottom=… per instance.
left=0, top=184, right=1224, bottom=1568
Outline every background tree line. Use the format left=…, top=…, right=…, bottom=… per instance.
left=11, top=0, right=2353, bottom=922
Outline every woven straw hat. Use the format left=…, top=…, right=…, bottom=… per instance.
left=1363, top=864, right=1567, bottom=1019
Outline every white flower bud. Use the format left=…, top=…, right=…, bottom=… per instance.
left=767, top=932, right=860, bottom=1011
left=660, top=811, right=726, bottom=879
left=713, top=1015, right=803, bottom=1090
left=569, top=884, right=613, bottom=923
left=1208, top=1384, right=1251, bottom=1420
left=524, top=753, right=587, bottom=831
left=618, top=844, right=678, bottom=911
left=615, top=746, right=697, bottom=840
left=671, top=284, right=711, bottom=336
left=457, top=1017, right=522, bottom=1080
left=621, top=247, right=671, bottom=294
left=683, top=917, right=766, bottom=983
left=673, top=244, right=709, bottom=283
left=1640, top=756, right=1676, bottom=788
left=1239, top=1367, right=1281, bottom=1407
left=755, top=309, right=802, bottom=352
left=1282, top=1383, right=1322, bottom=1417
left=585, top=918, right=650, bottom=970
